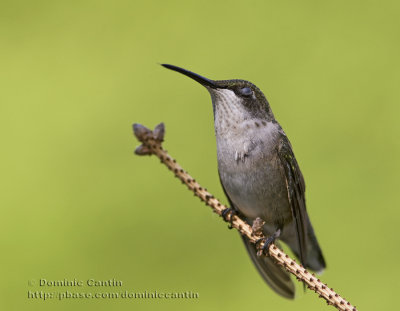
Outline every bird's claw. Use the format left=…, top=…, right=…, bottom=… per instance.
left=221, top=207, right=236, bottom=229
left=256, top=229, right=281, bottom=256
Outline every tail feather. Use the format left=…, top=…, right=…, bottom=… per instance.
left=281, top=216, right=326, bottom=273
left=241, top=235, right=295, bottom=299
left=304, top=220, right=326, bottom=273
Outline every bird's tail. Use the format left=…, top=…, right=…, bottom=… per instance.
left=303, top=219, right=326, bottom=273
left=241, top=235, right=295, bottom=299
left=283, top=216, right=326, bottom=273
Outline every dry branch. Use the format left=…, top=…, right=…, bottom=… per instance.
left=132, top=122, right=357, bottom=311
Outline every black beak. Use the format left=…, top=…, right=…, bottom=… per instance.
left=162, top=64, right=218, bottom=88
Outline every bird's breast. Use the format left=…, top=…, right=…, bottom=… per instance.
left=216, top=120, right=292, bottom=225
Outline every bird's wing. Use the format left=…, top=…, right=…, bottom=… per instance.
left=277, top=134, right=308, bottom=266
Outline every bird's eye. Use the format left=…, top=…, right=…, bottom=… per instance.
left=239, top=87, right=253, bottom=97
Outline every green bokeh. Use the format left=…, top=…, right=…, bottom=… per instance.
left=1, top=1, right=399, bottom=310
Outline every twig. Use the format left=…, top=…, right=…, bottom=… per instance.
left=132, top=122, right=357, bottom=311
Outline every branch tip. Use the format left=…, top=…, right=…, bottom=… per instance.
left=134, top=145, right=152, bottom=156
left=153, top=122, right=165, bottom=141
left=133, top=123, right=151, bottom=141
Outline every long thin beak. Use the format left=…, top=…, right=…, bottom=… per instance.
left=161, top=64, right=218, bottom=88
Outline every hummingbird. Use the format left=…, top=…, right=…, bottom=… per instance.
left=162, top=64, right=326, bottom=299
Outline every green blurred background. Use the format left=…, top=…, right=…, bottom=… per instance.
left=1, top=0, right=399, bottom=310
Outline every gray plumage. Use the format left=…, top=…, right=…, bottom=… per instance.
left=162, top=64, right=326, bottom=299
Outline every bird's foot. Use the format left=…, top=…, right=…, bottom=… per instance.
left=221, top=207, right=236, bottom=229
left=256, top=229, right=281, bottom=256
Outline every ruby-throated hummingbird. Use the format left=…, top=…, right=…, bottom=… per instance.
left=162, top=64, right=326, bottom=299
